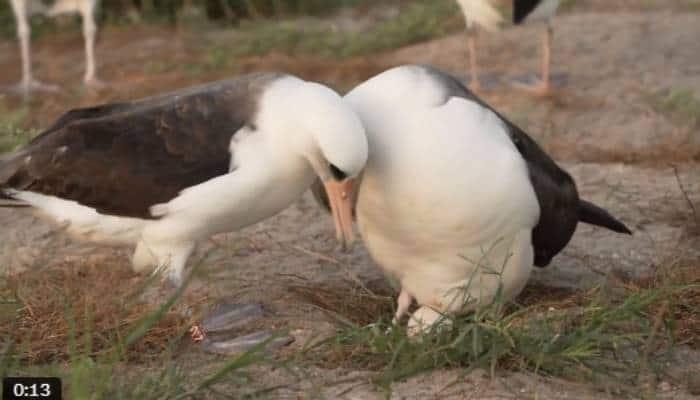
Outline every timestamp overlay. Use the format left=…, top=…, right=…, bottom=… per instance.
left=2, top=378, right=61, bottom=400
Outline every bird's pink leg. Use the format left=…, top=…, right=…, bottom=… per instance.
left=7, top=0, right=59, bottom=97
left=512, top=22, right=554, bottom=96
left=12, top=0, right=31, bottom=91
left=80, top=0, right=106, bottom=88
left=392, top=288, right=414, bottom=325
left=542, top=23, right=552, bottom=91
left=467, top=27, right=481, bottom=92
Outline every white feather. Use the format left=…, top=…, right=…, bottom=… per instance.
left=46, top=0, right=90, bottom=16
left=455, top=0, right=504, bottom=31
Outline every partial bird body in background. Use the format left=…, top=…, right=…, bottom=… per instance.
left=514, top=0, right=561, bottom=24
left=456, top=0, right=561, bottom=30
left=40, top=0, right=88, bottom=16
left=455, top=0, right=562, bottom=94
left=456, top=0, right=504, bottom=31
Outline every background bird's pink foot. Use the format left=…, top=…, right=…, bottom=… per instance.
left=463, top=72, right=502, bottom=93
left=84, top=77, right=109, bottom=91
left=511, top=79, right=551, bottom=96
left=5, top=79, right=61, bottom=98
left=510, top=73, right=568, bottom=97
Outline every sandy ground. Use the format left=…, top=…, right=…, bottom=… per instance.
left=1, top=2, right=699, bottom=399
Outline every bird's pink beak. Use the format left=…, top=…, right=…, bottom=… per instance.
left=322, top=178, right=356, bottom=251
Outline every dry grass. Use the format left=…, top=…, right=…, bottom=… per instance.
left=0, top=259, right=208, bottom=364
left=287, top=277, right=395, bottom=326
left=672, top=279, right=700, bottom=348
left=0, top=254, right=286, bottom=399
left=612, top=260, right=700, bottom=349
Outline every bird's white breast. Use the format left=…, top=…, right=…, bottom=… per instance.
left=347, top=67, right=540, bottom=311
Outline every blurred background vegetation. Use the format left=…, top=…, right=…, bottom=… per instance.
left=0, top=0, right=462, bottom=60
left=0, top=0, right=407, bottom=35
left=102, top=0, right=373, bottom=24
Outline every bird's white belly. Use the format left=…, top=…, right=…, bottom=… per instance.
left=355, top=99, right=539, bottom=312
left=359, top=207, right=534, bottom=312
left=358, top=166, right=536, bottom=312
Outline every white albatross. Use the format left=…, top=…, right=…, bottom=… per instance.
left=312, top=65, right=631, bottom=332
left=0, top=72, right=367, bottom=285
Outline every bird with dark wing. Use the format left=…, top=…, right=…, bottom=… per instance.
left=311, top=65, right=630, bottom=332
left=1, top=73, right=368, bottom=286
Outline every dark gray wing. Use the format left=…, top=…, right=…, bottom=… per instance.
left=0, top=73, right=283, bottom=219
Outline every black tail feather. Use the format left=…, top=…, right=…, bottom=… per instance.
left=578, top=199, right=632, bottom=234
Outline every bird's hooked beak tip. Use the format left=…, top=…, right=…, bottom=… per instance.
left=322, top=178, right=356, bottom=251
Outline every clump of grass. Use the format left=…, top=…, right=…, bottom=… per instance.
left=299, top=263, right=699, bottom=394
left=0, top=100, right=39, bottom=154
left=650, top=88, right=700, bottom=126
left=288, top=278, right=395, bottom=326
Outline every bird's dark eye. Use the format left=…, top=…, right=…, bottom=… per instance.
left=329, top=164, right=348, bottom=181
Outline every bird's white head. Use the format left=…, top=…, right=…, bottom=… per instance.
left=259, top=76, right=368, bottom=249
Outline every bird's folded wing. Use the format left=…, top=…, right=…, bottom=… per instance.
left=0, top=78, right=272, bottom=218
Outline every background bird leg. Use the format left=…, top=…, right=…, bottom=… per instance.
left=79, top=0, right=104, bottom=87
left=467, top=25, right=481, bottom=92
left=512, top=21, right=554, bottom=96
left=541, top=21, right=553, bottom=92
left=8, top=0, right=60, bottom=97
